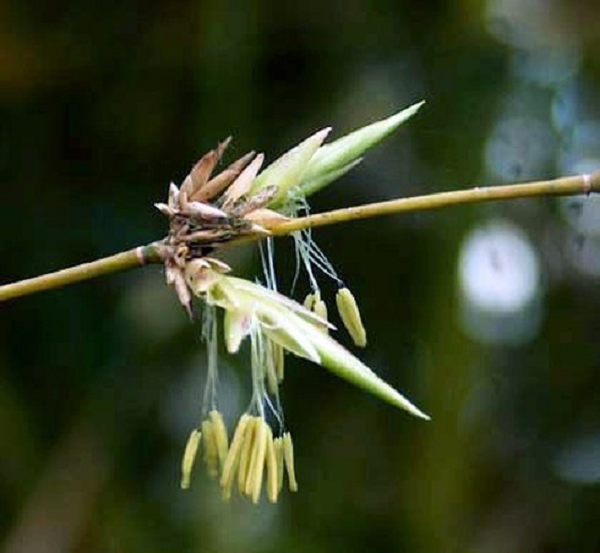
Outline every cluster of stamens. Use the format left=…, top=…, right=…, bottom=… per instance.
left=181, top=411, right=297, bottom=504
left=157, top=139, right=373, bottom=503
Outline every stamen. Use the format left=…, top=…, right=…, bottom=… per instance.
left=265, top=339, right=279, bottom=396
left=201, top=419, right=219, bottom=479
left=274, top=342, right=285, bottom=383
left=274, top=437, right=285, bottom=493
left=313, top=295, right=329, bottom=333
left=246, top=418, right=268, bottom=503
left=336, top=287, right=367, bottom=347
left=265, top=427, right=279, bottom=503
left=180, top=429, right=202, bottom=489
left=209, top=410, right=229, bottom=470
left=237, top=417, right=258, bottom=493
left=283, top=432, right=298, bottom=492
left=220, top=414, right=251, bottom=501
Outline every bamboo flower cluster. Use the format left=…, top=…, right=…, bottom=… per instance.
left=155, top=102, right=429, bottom=502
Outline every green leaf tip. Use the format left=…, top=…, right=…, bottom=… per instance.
left=299, top=100, right=425, bottom=198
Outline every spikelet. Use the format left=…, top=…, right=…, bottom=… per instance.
left=194, top=151, right=256, bottom=202
left=336, top=287, right=367, bottom=347
left=222, top=154, right=265, bottom=210
left=180, top=429, right=202, bottom=489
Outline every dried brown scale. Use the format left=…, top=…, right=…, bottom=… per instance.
left=221, top=153, right=265, bottom=210
left=156, top=139, right=285, bottom=315
left=230, top=185, right=279, bottom=217
left=192, top=150, right=256, bottom=202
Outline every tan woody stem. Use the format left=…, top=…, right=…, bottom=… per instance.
left=267, top=172, right=600, bottom=235
left=1, top=172, right=598, bottom=303
left=0, top=243, right=162, bottom=302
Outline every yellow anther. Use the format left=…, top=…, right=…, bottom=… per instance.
left=180, top=429, right=202, bottom=490
left=336, top=287, right=367, bottom=347
left=274, top=342, right=285, bottom=382
left=274, top=437, right=285, bottom=493
left=220, top=414, right=251, bottom=501
left=283, top=432, right=298, bottom=492
left=246, top=418, right=268, bottom=503
left=209, top=410, right=229, bottom=470
left=265, top=340, right=279, bottom=396
left=265, top=427, right=279, bottom=503
left=238, top=416, right=258, bottom=493
left=201, top=419, right=219, bottom=479
left=313, top=298, right=329, bottom=334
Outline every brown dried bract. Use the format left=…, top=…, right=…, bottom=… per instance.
left=155, top=139, right=289, bottom=315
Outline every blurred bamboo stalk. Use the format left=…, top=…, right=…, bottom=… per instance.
left=1, top=171, right=598, bottom=303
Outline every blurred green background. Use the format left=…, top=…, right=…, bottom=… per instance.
left=2, top=1, right=600, bottom=551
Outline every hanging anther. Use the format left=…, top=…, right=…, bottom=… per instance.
left=180, top=429, right=202, bottom=490
left=336, top=287, right=367, bottom=347
left=220, top=414, right=252, bottom=501
left=209, top=410, right=229, bottom=471
left=201, top=419, right=219, bottom=479
left=265, top=428, right=279, bottom=503
left=283, top=432, right=298, bottom=492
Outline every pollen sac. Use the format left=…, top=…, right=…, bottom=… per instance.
left=265, top=428, right=279, bottom=503
left=201, top=419, right=219, bottom=479
left=246, top=419, right=269, bottom=503
left=209, top=410, right=230, bottom=470
left=274, top=342, right=285, bottom=383
left=180, top=429, right=202, bottom=490
left=274, top=437, right=285, bottom=493
left=282, top=432, right=298, bottom=492
left=237, top=417, right=258, bottom=493
left=312, top=294, right=329, bottom=335
left=336, top=287, right=367, bottom=347
left=215, top=414, right=297, bottom=504
left=220, top=414, right=252, bottom=501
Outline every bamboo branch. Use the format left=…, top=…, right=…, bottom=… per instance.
left=268, top=172, right=600, bottom=235
left=1, top=172, right=598, bottom=303
left=0, top=244, right=162, bottom=302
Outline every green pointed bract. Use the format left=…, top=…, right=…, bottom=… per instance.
left=298, top=101, right=425, bottom=198
left=250, top=128, right=331, bottom=206
left=307, top=326, right=430, bottom=420
left=197, top=271, right=429, bottom=420
left=299, top=158, right=363, bottom=199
